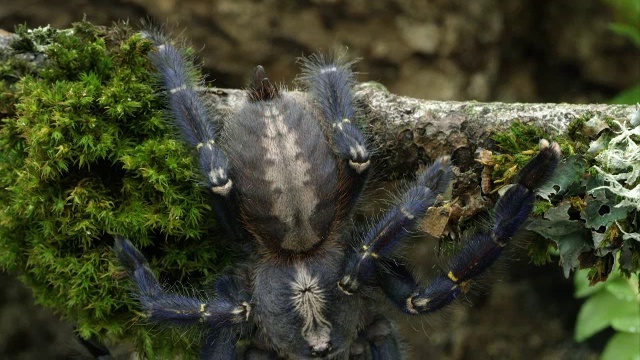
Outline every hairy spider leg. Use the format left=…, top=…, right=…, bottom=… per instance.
left=244, top=347, right=279, bottom=359
left=298, top=54, right=371, bottom=215
left=200, top=330, right=236, bottom=359
left=349, top=317, right=403, bottom=359
left=114, top=237, right=250, bottom=357
left=338, top=157, right=453, bottom=295
left=376, top=140, right=561, bottom=315
left=143, top=30, right=239, bottom=237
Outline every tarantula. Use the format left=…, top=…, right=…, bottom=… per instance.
left=114, top=29, right=561, bottom=359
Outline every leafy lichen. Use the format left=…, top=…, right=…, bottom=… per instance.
left=523, top=111, right=640, bottom=282
left=590, top=120, right=640, bottom=210
left=489, top=111, right=639, bottom=283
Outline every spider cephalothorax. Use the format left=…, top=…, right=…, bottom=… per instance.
left=115, top=30, right=561, bottom=359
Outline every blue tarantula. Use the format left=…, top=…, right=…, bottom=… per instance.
left=114, top=30, right=561, bottom=359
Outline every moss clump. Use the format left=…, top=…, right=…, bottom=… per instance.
left=567, top=113, right=589, bottom=139
left=0, top=21, right=228, bottom=357
left=491, top=120, right=579, bottom=185
left=528, top=236, right=554, bottom=266
left=532, top=199, right=554, bottom=216
left=491, top=121, right=552, bottom=184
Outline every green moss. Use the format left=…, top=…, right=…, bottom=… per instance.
left=566, top=112, right=594, bottom=145
left=532, top=200, right=553, bottom=216
left=491, top=121, right=550, bottom=184
left=0, top=21, right=229, bottom=358
left=492, top=120, right=547, bottom=154
left=491, top=120, right=581, bottom=184
left=528, top=236, right=554, bottom=266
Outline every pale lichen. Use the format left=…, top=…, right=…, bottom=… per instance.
left=590, top=114, right=640, bottom=211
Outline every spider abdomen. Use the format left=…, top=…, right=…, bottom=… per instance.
left=225, top=92, right=340, bottom=253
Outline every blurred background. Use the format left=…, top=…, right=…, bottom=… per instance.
left=2, top=0, right=638, bottom=103
left=0, top=0, right=638, bottom=359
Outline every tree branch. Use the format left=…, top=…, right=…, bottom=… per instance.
left=203, top=83, right=636, bottom=177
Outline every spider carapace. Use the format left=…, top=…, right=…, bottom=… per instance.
left=115, top=29, right=561, bottom=359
